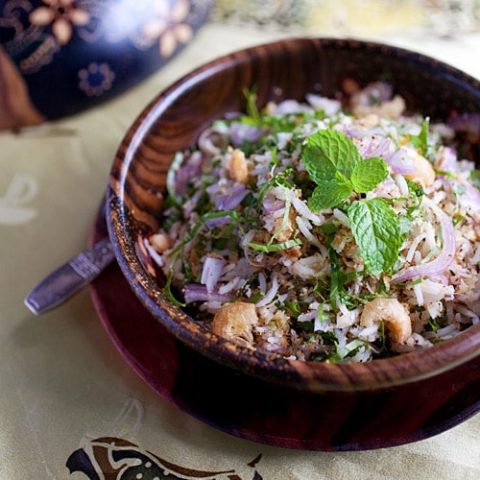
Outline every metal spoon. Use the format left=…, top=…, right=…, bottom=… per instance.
left=24, top=237, right=115, bottom=315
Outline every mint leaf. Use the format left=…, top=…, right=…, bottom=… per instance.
left=348, top=198, right=402, bottom=276
left=305, top=130, right=360, bottom=181
left=309, top=178, right=352, bottom=211
left=351, top=157, right=389, bottom=193
left=410, top=118, right=429, bottom=155
left=302, top=130, right=391, bottom=211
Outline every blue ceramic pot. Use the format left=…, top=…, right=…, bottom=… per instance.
left=0, top=0, right=211, bottom=128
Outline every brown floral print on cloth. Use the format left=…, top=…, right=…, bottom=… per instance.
left=66, top=437, right=263, bottom=480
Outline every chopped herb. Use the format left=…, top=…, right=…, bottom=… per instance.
left=295, top=321, right=314, bottom=333
left=270, top=146, right=279, bottom=168
left=249, top=290, right=264, bottom=303
left=427, top=316, right=448, bottom=333
left=453, top=213, right=465, bottom=226
left=404, top=181, right=424, bottom=217
left=243, top=87, right=261, bottom=123
left=257, top=167, right=294, bottom=202
left=328, top=248, right=357, bottom=309
left=319, top=331, right=337, bottom=344
left=378, top=321, right=386, bottom=352
left=328, top=339, right=366, bottom=363
left=168, top=210, right=240, bottom=256
left=470, top=169, right=480, bottom=187
left=248, top=238, right=302, bottom=253
left=329, top=248, right=342, bottom=309
left=410, top=118, right=429, bottom=155
left=435, top=169, right=455, bottom=179
left=163, top=270, right=186, bottom=307
left=406, top=180, right=424, bottom=198
left=315, top=304, right=331, bottom=328
left=285, top=300, right=302, bottom=317
left=376, top=279, right=390, bottom=295
left=319, top=223, right=339, bottom=236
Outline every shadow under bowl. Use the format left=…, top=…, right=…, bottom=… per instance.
left=107, top=37, right=480, bottom=393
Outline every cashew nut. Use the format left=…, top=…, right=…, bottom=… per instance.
left=212, top=301, right=258, bottom=347
left=353, top=95, right=405, bottom=119
left=229, top=149, right=248, bottom=184
left=405, top=151, right=435, bottom=188
left=360, top=298, right=412, bottom=344
left=150, top=233, right=171, bottom=253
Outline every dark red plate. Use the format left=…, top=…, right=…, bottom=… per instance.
left=90, top=210, right=480, bottom=451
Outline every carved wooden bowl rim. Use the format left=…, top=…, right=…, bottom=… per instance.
left=107, top=37, right=480, bottom=392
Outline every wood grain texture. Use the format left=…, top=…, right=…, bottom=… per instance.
left=93, top=209, right=480, bottom=451
left=107, top=38, right=480, bottom=392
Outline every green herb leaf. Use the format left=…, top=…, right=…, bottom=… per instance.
left=328, top=339, right=366, bottom=363
left=427, top=316, right=447, bottom=333
left=302, top=130, right=389, bottom=211
left=453, top=213, right=465, bottom=226
left=410, top=118, right=429, bottom=155
left=328, top=248, right=342, bottom=309
left=406, top=179, right=424, bottom=197
left=309, top=178, right=352, bottom=211
left=163, top=271, right=186, bottom=307
left=337, top=339, right=366, bottom=359
left=285, top=300, right=302, bottom=317
left=249, top=290, right=264, bottom=303
left=258, top=167, right=294, bottom=203
left=248, top=238, right=302, bottom=253
left=319, top=223, right=339, bottom=236
left=435, top=168, right=455, bottom=179
left=348, top=198, right=402, bottom=276
left=303, top=129, right=359, bottom=183
left=242, top=87, right=261, bottom=123
left=350, top=156, right=389, bottom=193
left=168, top=210, right=240, bottom=257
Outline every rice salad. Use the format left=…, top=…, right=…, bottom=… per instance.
left=145, top=82, right=480, bottom=363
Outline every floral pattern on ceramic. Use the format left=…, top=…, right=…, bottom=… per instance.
left=29, top=0, right=90, bottom=45
left=143, top=0, right=193, bottom=57
left=0, top=0, right=211, bottom=126
left=78, top=62, right=115, bottom=97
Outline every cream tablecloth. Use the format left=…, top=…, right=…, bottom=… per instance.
left=1, top=23, right=480, bottom=479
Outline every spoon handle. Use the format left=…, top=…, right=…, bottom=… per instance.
left=24, top=238, right=114, bottom=315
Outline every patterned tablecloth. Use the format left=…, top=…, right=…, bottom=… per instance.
left=2, top=20, right=480, bottom=480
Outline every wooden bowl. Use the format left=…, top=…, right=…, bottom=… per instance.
left=107, top=38, right=480, bottom=392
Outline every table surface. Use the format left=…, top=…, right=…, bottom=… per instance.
left=2, top=21, right=480, bottom=480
